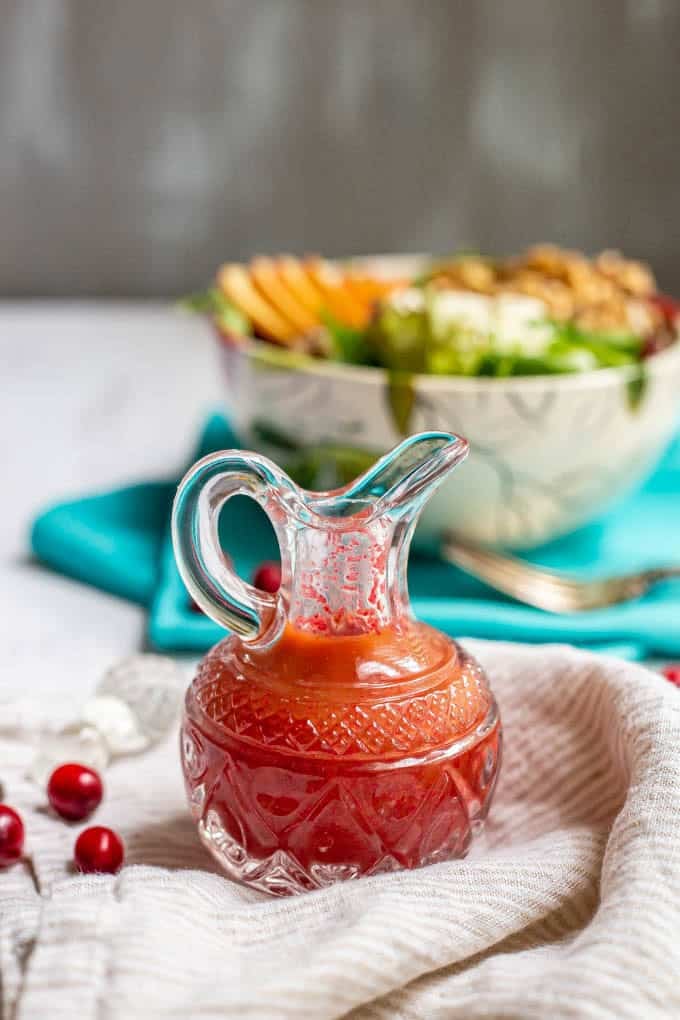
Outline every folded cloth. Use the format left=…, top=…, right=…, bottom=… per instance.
left=2, top=642, right=679, bottom=1018
left=31, top=415, right=680, bottom=657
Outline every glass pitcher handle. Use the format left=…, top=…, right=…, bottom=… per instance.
left=171, top=451, right=293, bottom=644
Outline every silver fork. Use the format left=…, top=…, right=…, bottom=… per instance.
left=442, top=534, right=680, bottom=613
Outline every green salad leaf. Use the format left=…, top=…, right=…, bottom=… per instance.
left=180, top=288, right=251, bottom=336
left=356, top=291, right=649, bottom=378
left=550, top=321, right=642, bottom=368
left=626, top=364, right=649, bottom=412
left=386, top=372, right=416, bottom=435
left=321, top=312, right=375, bottom=365
left=366, top=300, right=432, bottom=373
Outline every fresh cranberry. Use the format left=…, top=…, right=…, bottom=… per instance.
left=662, top=665, right=680, bottom=688
left=0, top=805, right=25, bottom=867
left=74, top=826, right=124, bottom=874
left=650, top=293, right=680, bottom=326
left=641, top=330, right=674, bottom=359
left=252, top=561, right=281, bottom=593
left=47, top=764, right=103, bottom=822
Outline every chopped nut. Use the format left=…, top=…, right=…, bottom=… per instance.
left=595, top=250, right=656, bottom=297
left=436, top=245, right=658, bottom=335
left=522, top=244, right=577, bottom=280
left=565, top=263, right=620, bottom=306
left=453, top=258, right=497, bottom=293
left=573, top=300, right=629, bottom=332
left=432, top=258, right=497, bottom=294
left=499, top=272, right=575, bottom=320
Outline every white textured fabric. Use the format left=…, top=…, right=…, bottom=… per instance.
left=2, top=641, right=679, bottom=1020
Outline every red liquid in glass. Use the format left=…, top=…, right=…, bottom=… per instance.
left=182, top=621, right=501, bottom=892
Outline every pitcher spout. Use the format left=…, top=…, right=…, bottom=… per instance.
left=337, top=431, right=469, bottom=519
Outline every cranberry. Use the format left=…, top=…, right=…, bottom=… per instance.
left=662, top=665, right=680, bottom=688
left=252, top=561, right=281, bottom=593
left=650, top=293, right=680, bottom=326
left=47, top=764, right=103, bottom=822
left=74, top=826, right=124, bottom=874
left=0, top=805, right=25, bottom=867
left=641, top=331, right=673, bottom=359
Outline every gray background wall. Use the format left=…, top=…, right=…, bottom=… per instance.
left=1, top=0, right=679, bottom=297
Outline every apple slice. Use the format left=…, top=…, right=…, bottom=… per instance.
left=249, top=257, right=318, bottom=336
left=276, top=256, right=327, bottom=317
left=304, top=257, right=369, bottom=327
left=218, top=264, right=296, bottom=344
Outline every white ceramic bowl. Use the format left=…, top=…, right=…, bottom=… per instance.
left=218, top=263, right=680, bottom=550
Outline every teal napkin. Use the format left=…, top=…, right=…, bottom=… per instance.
left=31, top=414, right=680, bottom=659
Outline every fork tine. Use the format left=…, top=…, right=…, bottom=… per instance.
left=442, top=536, right=673, bottom=612
left=443, top=534, right=675, bottom=613
left=445, top=541, right=581, bottom=593
left=442, top=536, right=602, bottom=612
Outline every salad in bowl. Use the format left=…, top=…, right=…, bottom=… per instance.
left=185, top=247, right=680, bottom=548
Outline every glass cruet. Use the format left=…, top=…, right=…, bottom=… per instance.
left=172, top=431, right=501, bottom=896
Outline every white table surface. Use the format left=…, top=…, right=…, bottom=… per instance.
left=2, top=302, right=220, bottom=706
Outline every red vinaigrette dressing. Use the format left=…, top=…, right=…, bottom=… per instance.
left=176, top=431, right=501, bottom=893
left=183, top=618, right=500, bottom=885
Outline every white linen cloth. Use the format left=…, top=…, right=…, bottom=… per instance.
left=1, top=640, right=679, bottom=1020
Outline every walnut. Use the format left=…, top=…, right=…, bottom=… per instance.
left=439, top=258, right=496, bottom=293
left=565, top=262, right=620, bottom=306
left=595, top=250, right=656, bottom=297
left=522, top=244, right=582, bottom=280
left=573, top=300, right=629, bottom=332
left=500, top=272, right=575, bottom=319
left=429, top=245, right=658, bottom=336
